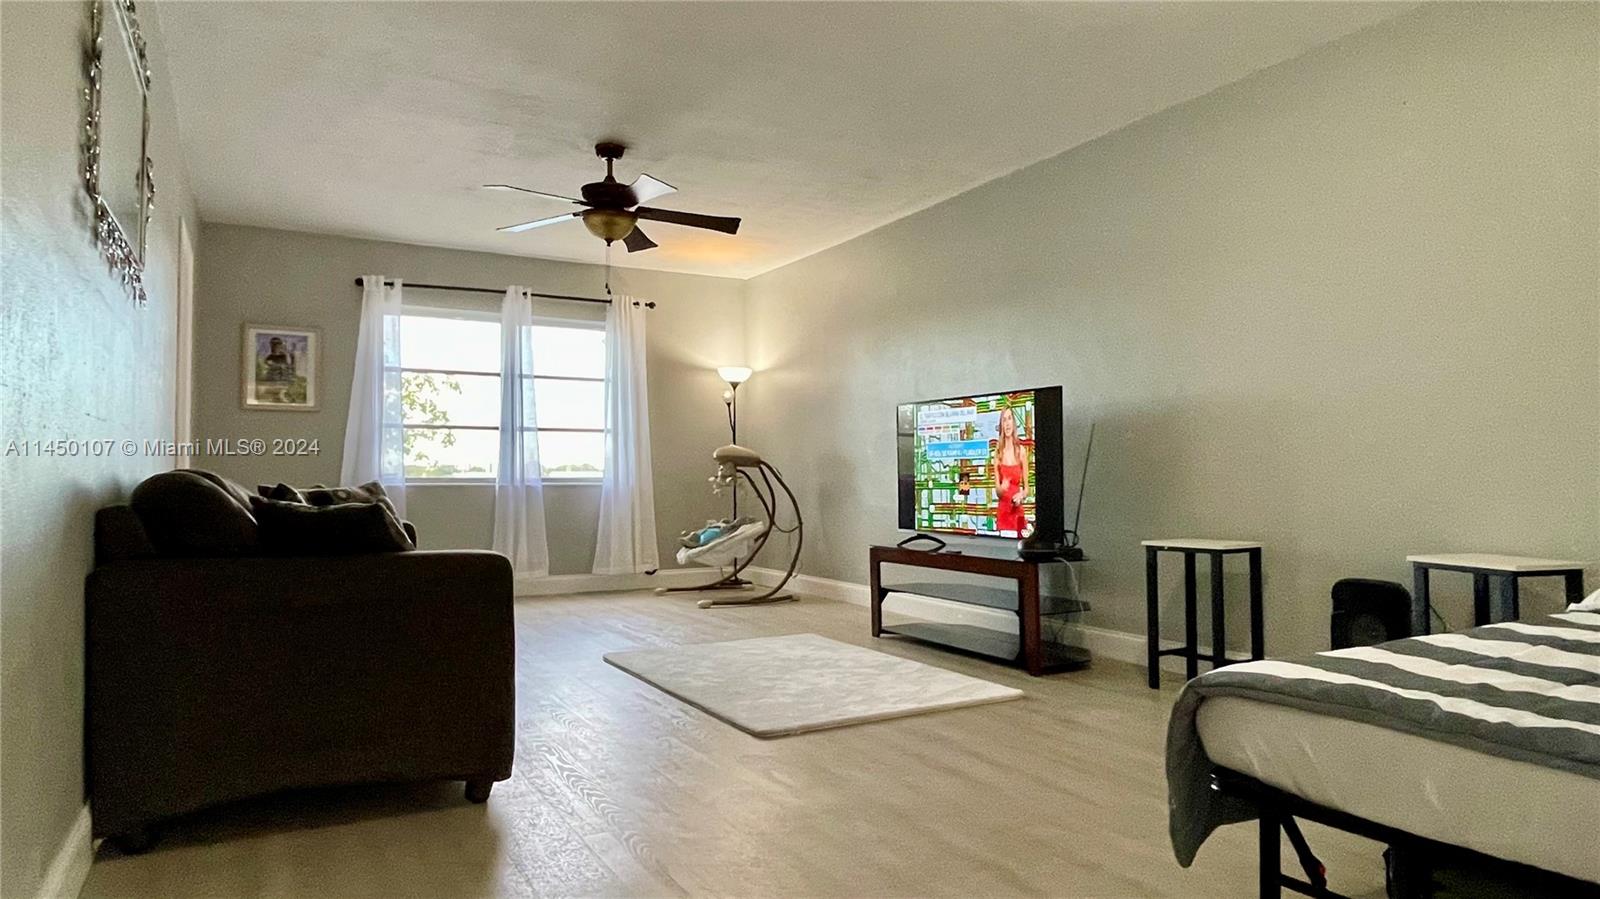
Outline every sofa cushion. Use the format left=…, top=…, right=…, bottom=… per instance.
left=130, top=470, right=260, bottom=556
left=248, top=496, right=415, bottom=555
left=183, top=469, right=257, bottom=512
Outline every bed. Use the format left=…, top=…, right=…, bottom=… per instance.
left=1167, top=610, right=1600, bottom=897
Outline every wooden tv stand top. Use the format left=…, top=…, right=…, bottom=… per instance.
left=868, top=544, right=1057, bottom=576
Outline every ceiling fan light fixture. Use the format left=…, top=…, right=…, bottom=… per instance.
left=581, top=208, right=638, bottom=243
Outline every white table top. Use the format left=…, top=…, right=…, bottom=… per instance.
left=1142, top=538, right=1262, bottom=551
left=1406, top=553, right=1586, bottom=572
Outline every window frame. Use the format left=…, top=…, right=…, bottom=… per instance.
left=397, top=307, right=607, bottom=485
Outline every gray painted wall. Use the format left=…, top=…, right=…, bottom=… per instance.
left=192, top=224, right=746, bottom=573
left=1, top=3, right=199, bottom=894
left=743, top=3, right=1600, bottom=657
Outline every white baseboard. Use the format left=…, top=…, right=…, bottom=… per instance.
left=514, top=567, right=717, bottom=597
left=744, top=567, right=1240, bottom=673
left=36, top=804, right=91, bottom=899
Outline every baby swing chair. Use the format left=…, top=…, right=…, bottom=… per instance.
left=658, top=444, right=803, bottom=608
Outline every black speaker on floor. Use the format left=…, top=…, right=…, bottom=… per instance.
left=1330, top=578, right=1413, bottom=649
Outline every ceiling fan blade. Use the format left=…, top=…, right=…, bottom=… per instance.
left=496, top=211, right=581, bottom=233
left=482, top=184, right=585, bottom=205
left=623, top=226, right=657, bottom=253
left=628, top=173, right=676, bottom=205
left=634, top=206, right=740, bottom=235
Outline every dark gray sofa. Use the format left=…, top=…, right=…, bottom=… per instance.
left=86, top=472, right=515, bottom=851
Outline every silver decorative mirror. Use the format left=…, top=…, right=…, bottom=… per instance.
left=84, top=0, right=154, bottom=306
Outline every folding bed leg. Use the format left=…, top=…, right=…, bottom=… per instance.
left=1259, top=811, right=1281, bottom=899
left=1383, top=845, right=1435, bottom=899
left=1282, top=817, right=1328, bottom=892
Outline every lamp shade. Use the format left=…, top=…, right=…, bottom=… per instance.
left=717, top=366, right=753, bottom=385
left=581, top=208, right=638, bottom=242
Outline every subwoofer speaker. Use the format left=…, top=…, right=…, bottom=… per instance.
left=1330, top=578, right=1413, bottom=649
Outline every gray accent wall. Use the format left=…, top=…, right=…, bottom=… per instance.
left=192, top=224, right=745, bottom=573
left=742, top=4, right=1600, bottom=656
left=1, top=3, right=199, bottom=894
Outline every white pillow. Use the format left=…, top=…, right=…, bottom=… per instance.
left=1568, top=587, right=1600, bottom=612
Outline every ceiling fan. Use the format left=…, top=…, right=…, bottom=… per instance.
left=484, top=142, right=741, bottom=253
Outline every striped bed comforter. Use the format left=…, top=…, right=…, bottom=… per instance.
left=1167, top=610, right=1600, bottom=867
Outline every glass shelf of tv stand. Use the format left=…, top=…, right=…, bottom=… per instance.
left=882, top=581, right=1090, bottom=616
left=880, top=621, right=1091, bottom=669
left=879, top=581, right=1091, bottom=669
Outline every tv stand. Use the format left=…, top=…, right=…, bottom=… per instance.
left=869, top=544, right=1090, bottom=676
left=895, top=532, right=948, bottom=551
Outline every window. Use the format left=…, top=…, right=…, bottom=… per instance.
left=399, top=310, right=606, bottom=480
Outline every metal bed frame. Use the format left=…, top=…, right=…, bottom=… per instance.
left=1211, top=768, right=1600, bottom=899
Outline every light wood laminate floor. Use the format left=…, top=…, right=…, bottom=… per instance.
left=81, top=592, right=1387, bottom=898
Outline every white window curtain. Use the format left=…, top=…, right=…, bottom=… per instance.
left=340, top=275, right=406, bottom=518
left=593, top=295, right=659, bottom=574
left=492, top=286, right=550, bottom=577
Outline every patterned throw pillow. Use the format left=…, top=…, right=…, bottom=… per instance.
left=256, top=480, right=396, bottom=518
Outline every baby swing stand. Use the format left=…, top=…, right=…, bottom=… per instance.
left=655, top=444, right=804, bottom=608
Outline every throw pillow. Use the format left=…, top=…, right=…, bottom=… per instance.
left=257, top=482, right=308, bottom=504
left=253, top=481, right=396, bottom=515
left=248, top=495, right=415, bottom=555
left=131, top=470, right=260, bottom=556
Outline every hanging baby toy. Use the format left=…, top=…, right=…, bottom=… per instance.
left=656, top=443, right=803, bottom=608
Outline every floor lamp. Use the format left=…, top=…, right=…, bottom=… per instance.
left=717, top=366, right=752, bottom=516
left=656, top=366, right=760, bottom=598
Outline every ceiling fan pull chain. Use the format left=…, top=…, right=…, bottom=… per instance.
left=605, top=242, right=613, bottom=296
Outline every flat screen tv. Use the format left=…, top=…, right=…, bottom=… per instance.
left=897, top=386, right=1064, bottom=542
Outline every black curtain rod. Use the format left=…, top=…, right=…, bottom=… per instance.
left=353, top=277, right=655, bottom=309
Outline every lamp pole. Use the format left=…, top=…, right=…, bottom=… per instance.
left=723, top=384, right=739, bottom=516
left=716, top=366, right=752, bottom=518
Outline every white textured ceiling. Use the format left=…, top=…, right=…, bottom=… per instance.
left=158, top=2, right=1405, bottom=278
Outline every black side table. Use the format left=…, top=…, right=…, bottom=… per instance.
left=1143, top=539, right=1264, bottom=689
left=1406, top=553, right=1587, bottom=634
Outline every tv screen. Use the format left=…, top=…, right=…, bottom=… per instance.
left=897, top=386, right=1064, bottom=540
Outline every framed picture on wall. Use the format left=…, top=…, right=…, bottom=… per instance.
left=241, top=324, right=320, bottom=411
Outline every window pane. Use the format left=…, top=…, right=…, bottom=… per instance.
left=539, top=430, right=604, bottom=479
left=532, top=325, right=604, bottom=379
left=401, top=315, right=499, bottom=373
left=533, top=378, right=604, bottom=430
left=401, top=372, right=500, bottom=428
left=404, top=427, right=498, bottom=479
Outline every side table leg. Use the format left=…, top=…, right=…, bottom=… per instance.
left=1145, top=546, right=1160, bottom=689
left=1248, top=548, right=1264, bottom=660
left=1411, top=565, right=1430, bottom=636
left=1564, top=571, right=1585, bottom=607
left=1472, top=573, right=1490, bottom=627
left=1496, top=575, right=1519, bottom=624
left=1210, top=551, right=1227, bottom=669
left=1183, top=553, right=1199, bottom=680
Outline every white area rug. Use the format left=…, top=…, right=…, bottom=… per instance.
left=603, top=633, right=1023, bottom=737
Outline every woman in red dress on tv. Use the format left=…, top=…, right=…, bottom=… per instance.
left=991, top=407, right=1030, bottom=536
